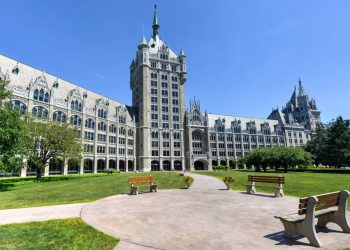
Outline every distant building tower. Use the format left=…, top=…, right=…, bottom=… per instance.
left=130, top=5, right=187, bottom=171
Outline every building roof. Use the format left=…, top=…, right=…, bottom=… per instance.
left=207, top=113, right=279, bottom=128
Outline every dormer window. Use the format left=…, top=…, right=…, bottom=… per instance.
left=71, top=100, right=82, bottom=112
left=33, top=89, right=50, bottom=103
left=98, top=108, right=107, bottom=119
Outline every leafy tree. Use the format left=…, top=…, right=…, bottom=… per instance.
left=240, top=146, right=314, bottom=172
left=305, top=117, right=350, bottom=167
left=324, top=117, right=350, bottom=167
left=305, top=124, right=327, bottom=165
left=0, top=80, right=29, bottom=175
left=26, top=121, right=82, bottom=180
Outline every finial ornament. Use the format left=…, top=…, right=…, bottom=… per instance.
left=152, top=4, right=160, bottom=38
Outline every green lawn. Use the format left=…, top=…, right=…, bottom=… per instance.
left=0, top=172, right=186, bottom=210
left=0, top=218, right=118, bottom=250
left=196, top=170, right=350, bottom=210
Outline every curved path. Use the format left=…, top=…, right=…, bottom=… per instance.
left=81, top=173, right=350, bottom=250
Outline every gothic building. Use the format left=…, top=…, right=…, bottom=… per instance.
left=0, top=6, right=321, bottom=176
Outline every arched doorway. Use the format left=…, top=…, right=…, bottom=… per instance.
left=151, top=160, right=160, bottom=171
left=220, top=160, right=227, bottom=166
left=84, top=159, right=93, bottom=173
left=97, top=159, right=105, bottom=173
left=49, top=158, right=63, bottom=175
left=128, top=160, right=134, bottom=172
left=163, top=160, right=171, bottom=171
left=212, top=160, right=218, bottom=167
left=119, top=160, right=125, bottom=172
left=194, top=160, right=208, bottom=170
left=68, top=158, right=79, bottom=174
left=109, top=159, right=116, bottom=169
left=174, top=161, right=182, bottom=171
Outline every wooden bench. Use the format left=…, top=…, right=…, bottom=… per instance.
left=245, top=175, right=284, bottom=197
left=275, top=190, right=350, bottom=247
left=128, top=176, right=158, bottom=195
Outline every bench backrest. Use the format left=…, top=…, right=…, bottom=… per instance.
left=128, top=176, right=155, bottom=184
left=248, top=175, right=284, bottom=184
left=298, top=191, right=340, bottom=215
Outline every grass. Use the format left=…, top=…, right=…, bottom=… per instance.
left=0, top=218, right=118, bottom=250
left=0, top=172, right=186, bottom=210
left=196, top=170, right=350, bottom=210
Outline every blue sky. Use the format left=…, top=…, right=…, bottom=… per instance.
left=2, top=0, right=350, bottom=122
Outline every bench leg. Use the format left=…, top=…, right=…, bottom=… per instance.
left=246, top=185, right=256, bottom=194
left=274, top=188, right=284, bottom=197
left=280, top=220, right=298, bottom=239
left=317, top=212, right=350, bottom=233
left=279, top=220, right=321, bottom=247
left=130, top=186, right=138, bottom=195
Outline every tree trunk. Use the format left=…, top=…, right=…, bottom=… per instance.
left=36, top=168, right=42, bottom=181
left=284, top=165, right=288, bottom=173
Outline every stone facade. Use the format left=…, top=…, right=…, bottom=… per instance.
left=0, top=6, right=321, bottom=176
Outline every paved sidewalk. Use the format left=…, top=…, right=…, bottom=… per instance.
left=81, top=173, right=350, bottom=250
left=0, top=203, right=86, bottom=225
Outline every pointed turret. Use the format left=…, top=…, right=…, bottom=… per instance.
left=298, top=78, right=305, bottom=96
left=137, top=35, right=148, bottom=49
left=179, top=48, right=186, bottom=57
left=152, top=5, right=160, bottom=38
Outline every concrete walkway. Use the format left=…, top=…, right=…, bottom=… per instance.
left=0, top=203, right=86, bottom=225
left=81, top=173, right=350, bottom=250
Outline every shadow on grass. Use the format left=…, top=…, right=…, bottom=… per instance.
left=0, top=183, right=16, bottom=192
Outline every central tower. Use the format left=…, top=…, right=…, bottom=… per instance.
left=130, top=5, right=187, bottom=171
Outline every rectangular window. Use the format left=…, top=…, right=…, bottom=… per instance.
left=151, top=80, right=157, bottom=87
left=162, top=106, right=169, bottom=112
left=161, top=64, right=167, bottom=70
left=151, top=122, right=158, bottom=128
left=162, top=114, right=169, bottom=121
left=128, top=139, right=133, bottom=146
left=152, top=150, right=158, bottom=156
left=172, top=91, right=178, bottom=97
left=151, top=105, right=158, bottom=112
left=128, top=149, right=133, bottom=156
left=118, top=148, right=125, bottom=155
left=162, top=90, right=168, bottom=96
left=108, top=147, right=116, bottom=154
left=151, top=97, right=158, bottom=103
left=151, top=89, right=157, bottom=95
left=162, top=98, right=168, bottom=104
left=84, top=131, right=94, bottom=141
left=212, top=151, right=217, bottom=157
left=118, top=137, right=125, bottom=145
left=163, top=150, right=170, bottom=156
left=84, top=144, right=94, bottom=153
left=173, top=115, right=179, bottom=121
left=151, top=61, right=157, bottom=68
left=172, top=83, right=178, bottom=89
left=163, top=141, right=170, bottom=148
left=161, top=82, right=168, bottom=88
left=151, top=113, right=158, bottom=120
left=97, top=145, right=106, bottom=154
left=174, top=142, right=180, bottom=148
left=173, top=107, right=179, bottom=113
left=152, top=141, right=159, bottom=148
left=163, top=123, right=169, bottom=129
left=172, top=99, right=179, bottom=105
left=98, top=134, right=106, bottom=142
left=174, top=150, right=180, bottom=156
left=173, top=123, right=180, bottom=129
left=109, top=136, right=116, bottom=144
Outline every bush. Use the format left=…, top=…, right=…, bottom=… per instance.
left=184, top=176, right=194, bottom=188
left=103, top=168, right=119, bottom=174
left=222, top=176, right=234, bottom=184
left=213, top=165, right=229, bottom=171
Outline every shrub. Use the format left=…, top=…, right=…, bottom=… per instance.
left=213, top=165, right=229, bottom=171
left=222, top=176, right=234, bottom=184
left=184, top=176, right=194, bottom=188
left=103, top=168, right=119, bottom=174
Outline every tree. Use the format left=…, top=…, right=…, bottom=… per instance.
left=305, top=117, right=350, bottom=168
left=240, top=146, right=314, bottom=172
left=26, top=121, right=83, bottom=180
left=305, top=124, right=327, bottom=166
left=0, top=80, right=29, bottom=175
left=324, top=117, right=350, bottom=167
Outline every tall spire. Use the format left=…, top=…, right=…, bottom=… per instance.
left=298, top=78, right=305, bottom=96
left=152, top=4, right=160, bottom=38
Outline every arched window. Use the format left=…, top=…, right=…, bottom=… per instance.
left=39, top=89, right=45, bottom=101
left=163, top=132, right=169, bottom=139
left=32, top=106, right=48, bottom=119
left=173, top=132, right=180, bottom=140
left=71, top=100, right=82, bottom=112
left=11, top=100, right=27, bottom=113
left=70, top=115, right=82, bottom=126
left=151, top=131, right=158, bottom=138
left=109, top=124, right=117, bottom=133
left=128, top=129, right=133, bottom=136
left=44, top=92, right=49, bottom=103
left=98, top=122, right=106, bottom=131
left=119, top=127, right=125, bottom=135
left=85, top=119, right=95, bottom=129
left=192, top=131, right=202, bottom=141
left=33, top=89, right=39, bottom=100
left=53, top=111, right=67, bottom=123
left=118, top=115, right=126, bottom=123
